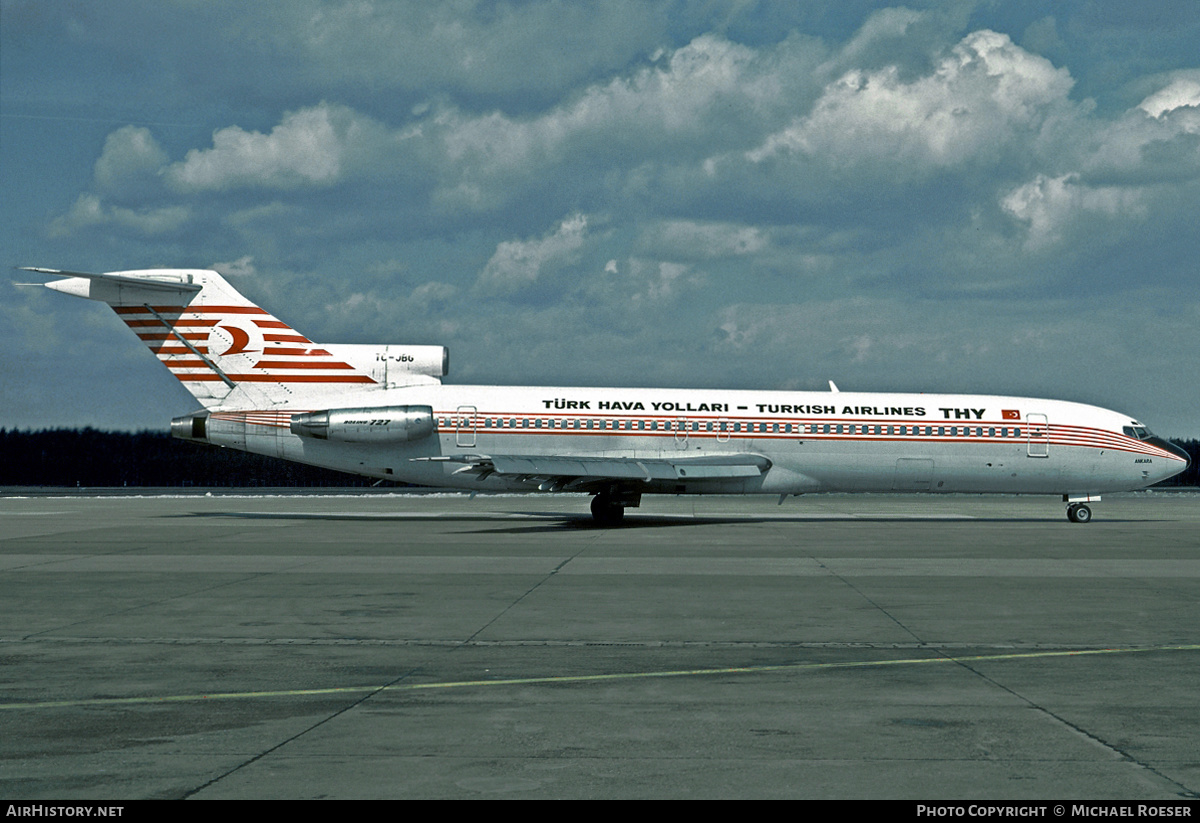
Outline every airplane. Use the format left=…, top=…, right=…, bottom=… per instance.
left=20, top=266, right=1190, bottom=524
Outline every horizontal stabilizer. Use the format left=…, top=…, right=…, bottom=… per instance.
left=18, top=267, right=203, bottom=296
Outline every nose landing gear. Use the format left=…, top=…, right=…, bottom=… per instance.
left=1064, top=494, right=1099, bottom=524
left=1066, top=503, right=1092, bottom=523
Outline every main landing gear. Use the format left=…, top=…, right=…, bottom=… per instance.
left=1066, top=502, right=1092, bottom=523
left=590, top=490, right=640, bottom=526
left=590, top=494, right=624, bottom=525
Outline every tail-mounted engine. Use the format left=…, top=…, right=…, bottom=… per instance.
left=289, top=405, right=435, bottom=443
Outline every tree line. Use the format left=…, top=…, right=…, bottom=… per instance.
left=2, top=428, right=1196, bottom=489
left=0, top=428, right=389, bottom=488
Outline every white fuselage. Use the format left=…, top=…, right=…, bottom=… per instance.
left=199, top=384, right=1186, bottom=497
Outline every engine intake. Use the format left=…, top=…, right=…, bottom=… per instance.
left=290, top=405, right=435, bottom=443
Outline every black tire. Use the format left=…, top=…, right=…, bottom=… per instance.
left=590, top=495, right=624, bottom=525
left=1067, top=504, right=1092, bottom=524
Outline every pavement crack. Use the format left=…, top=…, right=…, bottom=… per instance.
left=811, top=557, right=930, bottom=646
left=456, top=545, right=595, bottom=647
left=947, top=656, right=1199, bottom=799
left=179, top=666, right=422, bottom=800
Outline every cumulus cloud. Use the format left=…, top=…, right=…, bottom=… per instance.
left=166, top=102, right=384, bottom=191
left=747, top=30, right=1075, bottom=172
left=426, top=33, right=804, bottom=209
left=49, top=194, right=190, bottom=238
left=1000, top=173, right=1145, bottom=249
left=477, top=214, right=590, bottom=293
left=92, top=126, right=169, bottom=198
left=1137, top=74, right=1200, bottom=118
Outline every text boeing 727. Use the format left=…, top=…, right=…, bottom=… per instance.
left=22, top=266, right=1189, bottom=523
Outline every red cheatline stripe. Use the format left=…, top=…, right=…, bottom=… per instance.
left=211, top=411, right=302, bottom=423
left=425, top=410, right=1175, bottom=457
left=252, top=320, right=293, bottom=329
left=427, top=426, right=1167, bottom=455
left=263, top=334, right=312, bottom=343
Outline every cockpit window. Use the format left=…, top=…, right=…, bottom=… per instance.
left=1123, top=425, right=1151, bottom=440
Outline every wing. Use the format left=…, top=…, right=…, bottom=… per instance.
left=417, top=452, right=771, bottom=492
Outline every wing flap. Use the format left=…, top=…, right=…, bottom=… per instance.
left=422, top=453, right=770, bottom=483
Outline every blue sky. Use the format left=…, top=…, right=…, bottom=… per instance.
left=2, top=1, right=1198, bottom=435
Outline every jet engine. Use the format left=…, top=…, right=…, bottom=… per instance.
left=289, top=405, right=435, bottom=443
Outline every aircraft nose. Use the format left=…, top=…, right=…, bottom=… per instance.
left=1146, top=436, right=1191, bottom=475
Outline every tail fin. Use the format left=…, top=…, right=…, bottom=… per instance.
left=22, top=267, right=380, bottom=409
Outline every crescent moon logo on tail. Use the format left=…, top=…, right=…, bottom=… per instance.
left=216, top=325, right=255, bottom=356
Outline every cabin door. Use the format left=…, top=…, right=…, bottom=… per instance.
left=456, top=405, right=477, bottom=448
left=674, top=417, right=689, bottom=450
left=1026, top=413, right=1049, bottom=458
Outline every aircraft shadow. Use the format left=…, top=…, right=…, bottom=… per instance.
left=457, top=513, right=1148, bottom=534
left=176, top=510, right=1145, bottom=534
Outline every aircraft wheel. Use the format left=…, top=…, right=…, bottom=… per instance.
left=590, top=494, right=625, bottom=525
left=1067, top=504, right=1092, bottom=524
